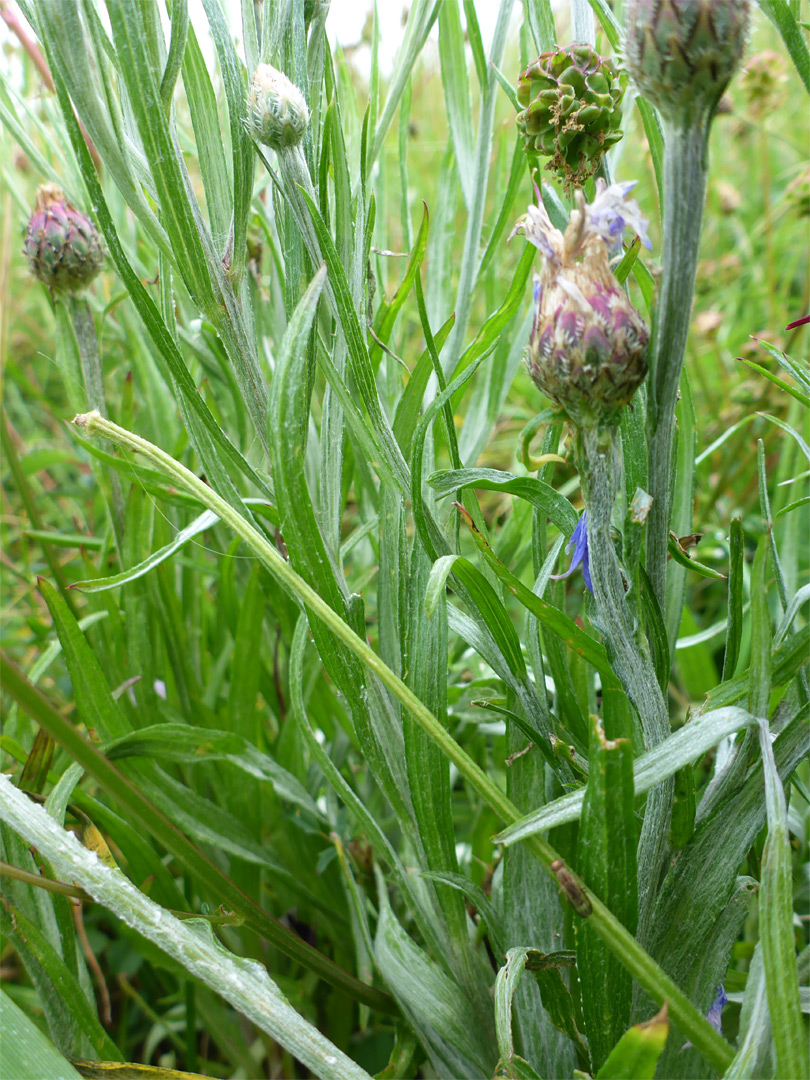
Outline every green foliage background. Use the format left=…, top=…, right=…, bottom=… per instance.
left=0, top=1, right=808, bottom=1078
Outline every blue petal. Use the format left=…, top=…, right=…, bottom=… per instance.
left=551, top=512, right=591, bottom=593
left=705, top=985, right=727, bottom=1034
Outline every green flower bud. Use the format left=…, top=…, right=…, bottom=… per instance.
left=623, top=0, right=750, bottom=127
left=511, top=182, right=651, bottom=428
left=247, top=64, right=309, bottom=151
left=516, top=44, right=625, bottom=192
left=24, top=185, right=104, bottom=293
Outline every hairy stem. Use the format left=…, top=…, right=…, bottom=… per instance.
left=645, top=124, right=709, bottom=620
left=579, top=424, right=673, bottom=943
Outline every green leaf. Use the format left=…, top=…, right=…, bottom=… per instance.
left=667, top=533, right=727, bottom=579
left=723, top=943, right=771, bottom=1079
left=0, top=988, right=84, bottom=1080
left=0, top=655, right=394, bottom=1015
left=495, top=949, right=544, bottom=1080
left=48, top=62, right=270, bottom=509
left=738, top=356, right=810, bottom=408
left=758, top=0, right=810, bottom=93
left=494, top=706, right=759, bottom=845
left=757, top=713, right=808, bottom=1080
left=0, top=780, right=375, bottom=1080
left=371, top=0, right=441, bottom=163
left=525, top=0, right=556, bottom=51
left=594, top=1005, right=669, bottom=1080
left=298, top=188, right=411, bottom=490
left=722, top=518, right=745, bottom=681
left=420, top=870, right=508, bottom=961
left=0, top=899, right=121, bottom=1060
left=646, top=705, right=809, bottom=1010
left=748, top=534, right=773, bottom=719
left=704, top=623, right=810, bottom=710
left=427, top=468, right=578, bottom=537
left=374, top=871, right=494, bottom=1079
left=101, top=724, right=324, bottom=823
left=439, top=2, right=475, bottom=210
left=369, top=203, right=430, bottom=367
left=577, top=716, right=637, bottom=1071
left=200, top=0, right=253, bottom=285
left=529, top=960, right=590, bottom=1068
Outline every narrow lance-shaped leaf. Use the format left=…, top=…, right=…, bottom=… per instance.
left=577, top=715, right=637, bottom=1072
left=722, top=517, right=745, bottom=681
left=758, top=698, right=807, bottom=1078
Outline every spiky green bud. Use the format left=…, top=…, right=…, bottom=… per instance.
left=516, top=44, right=625, bottom=192
left=511, top=183, right=651, bottom=428
left=247, top=64, right=309, bottom=151
left=623, top=0, right=750, bottom=127
left=24, top=185, right=104, bottom=293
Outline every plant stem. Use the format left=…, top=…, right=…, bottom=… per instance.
left=645, top=124, right=709, bottom=620
left=69, top=410, right=735, bottom=1074
left=578, top=424, right=673, bottom=943
left=68, top=297, right=126, bottom=545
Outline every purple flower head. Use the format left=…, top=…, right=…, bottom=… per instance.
left=551, top=512, right=591, bottom=592
left=706, top=985, right=727, bottom=1034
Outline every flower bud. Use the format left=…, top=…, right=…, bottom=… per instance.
left=247, top=64, right=309, bottom=151
left=510, top=182, right=651, bottom=427
left=623, top=0, right=749, bottom=127
left=24, top=184, right=104, bottom=293
left=517, top=44, right=625, bottom=191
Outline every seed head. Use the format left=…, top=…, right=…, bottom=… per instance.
left=623, top=0, right=750, bottom=127
left=738, top=50, right=788, bottom=119
left=24, top=185, right=104, bottom=293
left=517, top=44, right=625, bottom=191
left=510, top=181, right=651, bottom=428
left=247, top=64, right=309, bottom=151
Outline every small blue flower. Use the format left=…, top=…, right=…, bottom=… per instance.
left=551, top=512, right=592, bottom=593
left=683, top=984, right=728, bottom=1051
left=706, top=984, right=727, bottom=1034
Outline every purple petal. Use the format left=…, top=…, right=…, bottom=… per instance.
left=551, top=512, right=591, bottom=592
left=706, top=985, right=727, bottom=1034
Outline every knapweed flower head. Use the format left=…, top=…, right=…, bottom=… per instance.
left=623, top=0, right=750, bottom=127
left=551, top=512, right=591, bottom=592
left=247, top=64, right=309, bottom=151
left=24, top=184, right=104, bottom=294
left=510, top=180, right=651, bottom=427
left=516, top=44, right=625, bottom=192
